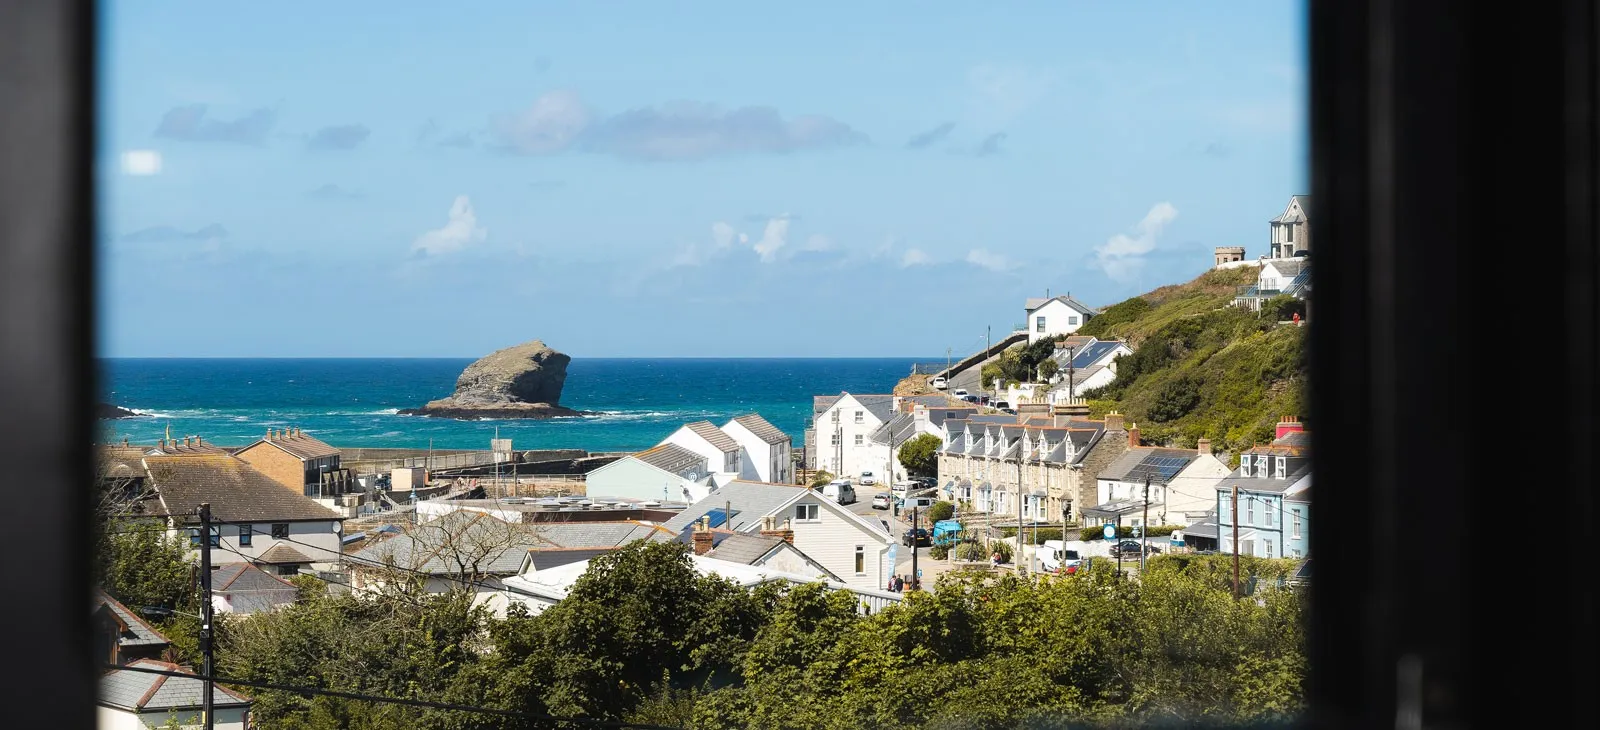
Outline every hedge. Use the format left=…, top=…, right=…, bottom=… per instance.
left=994, top=525, right=1180, bottom=544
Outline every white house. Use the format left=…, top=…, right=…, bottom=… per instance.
left=1087, top=443, right=1234, bottom=528
left=697, top=526, right=841, bottom=580
left=662, top=421, right=747, bottom=486
left=662, top=480, right=895, bottom=592
left=502, top=550, right=901, bottom=617
left=1023, top=294, right=1099, bottom=343
left=1047, top=338, right=1133, bottom=401
left=209, top=563, right=298, bottom=615
left=584, top=442, right=714, bottom=503
left=142, top=454, right=345, bottom=577
left=810, top=392, right=896, bottom=480
left=1162, top=440, right=1235, bottom=525
left=99, top=659, right=251, bottom=729
left=722, top=413, right=793, bottom=484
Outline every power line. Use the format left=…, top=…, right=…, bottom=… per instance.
left=101, top=663, right=681, bottom=729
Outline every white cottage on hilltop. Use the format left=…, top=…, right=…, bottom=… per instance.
left=1023, top=294, right=1099, bottom=344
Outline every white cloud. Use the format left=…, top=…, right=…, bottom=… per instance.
left=412, top=195, right=487, bottom=256
left=1094, top=202, right=1179, bottom=283
left=752, top=216, right=791, bottom=263
left=966, top=248, right=1016, bottom=272
left=121, top=150, right=162, bottom=176
left=900, top=248, right=931, bottom=267
left=490, top=90, right=592, bottom=154
left=711, top=221, right=737, bottom=249
left=802, top=234, right=834, bottom=252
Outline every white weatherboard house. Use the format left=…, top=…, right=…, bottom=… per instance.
left=99, top=659, right=251, bottom=729
left=722, top=413, right=793, bottom=484
left=663, top=480, right=894, bottom=592
left=662, top=421, right=748, bottom=486
left=1024, top=295, right=1098, bottom=344
left=810, top=393, right=896, bottom=480
left=584, top=442, right=714, bottom=503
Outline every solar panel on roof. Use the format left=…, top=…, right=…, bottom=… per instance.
left=704, top=508, right=738, bottom=528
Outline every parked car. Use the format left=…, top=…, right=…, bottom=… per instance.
left=961, top=394, right=980, bottom=403
left=871, top=493, right=892, bottom=510
left=821, top=480, right=857, bottom=505
left=1037, top=540, right=1082, bottom=572
left=1110, top=540, right=1161, bottom=558
left=931, top=376, right=948, bottom=389
left=902, top=528, right=932, bottom=547
left=953, top=389, right=969, bottom=398
left=913, top=476, right=938, bottom=488
left=859, top=471, right=876, bottom=486
left=993, top=400, right=1012, bottom=411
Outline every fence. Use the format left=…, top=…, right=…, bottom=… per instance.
left=344, top=451, right=501, bottom=474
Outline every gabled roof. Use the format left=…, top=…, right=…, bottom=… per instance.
left=239, top=430, right=340, bottom=461
left=1265, top=259, right=1309, bottom=279
left=1098, top=447, right=1201, bottom=484
left=1024, top=295, right=1098, bottom=316
left=682, top=421, right=741, bottom=454
left=833, top=393, right=896, bottom=423
left=99, top=660, right=250, bottom=711
left=214, top=562, right=297, bottom=593
left=729, top=414, right=789, bottom=445
left=1217, top=465, right=1313, bottom=495
left=813, top=395, right=841, bottom=415
left=255, top=543, right=314, bottom=565
left=146, top=455, right=342, bottom=523
left=1058, top=340, right=1127, bottom=370
left=524, top=547, right=613, bottom=572
left=1270, top=195, right=1312, bottom=223
left=868, top=412, right=919, bottom=445
left=665, top=480, right=891, bottom=542
left=633, top=443, right=710, bottom=474
left=704, top=534, right=844, bottom=581
left=93, top=590, right=169, bottom=648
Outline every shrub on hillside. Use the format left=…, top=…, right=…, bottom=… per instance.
left=1148, top=375, right=1201, bottom=422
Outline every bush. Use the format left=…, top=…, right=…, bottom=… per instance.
left=897, top=435, right=942, bottom=478
left=953, top=541, right=988, bottom=562
left=927, top=501, right=954, bottom=523
left=990, top=541, right=1014, bottom=564
left=928, top=544, right=950, bottom=560
left=808, top=471, right=834, bottom=488
left=1148, top=375, right=1201, bottom=422
left=1078, top=525, right=1179, bottom=541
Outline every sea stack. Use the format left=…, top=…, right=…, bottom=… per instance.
left=400, top=339, right=587, bottom=420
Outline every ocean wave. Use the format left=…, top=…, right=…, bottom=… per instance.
left=585, top=410, right=701, bottom=422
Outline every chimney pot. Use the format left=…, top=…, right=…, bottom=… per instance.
left=1128, top=423, right=1141, bottom=448
left=1197, top=437, right=1212, bottom=455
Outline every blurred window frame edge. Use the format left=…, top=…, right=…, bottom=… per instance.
left=0, top=0, right=1594, bottom=728
left=0, top=0, right=97, bottom=727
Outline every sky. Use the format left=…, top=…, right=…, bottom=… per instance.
left=97, top=1, right=1307, bottom=358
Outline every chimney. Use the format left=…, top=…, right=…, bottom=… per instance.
left=1275, top=415, right=1304, bottom=439
left=1128, top=423, right=1141, bottom=448
left=1017, top=402, right=1050, bottom=420
left=1197, top=437, right=1212, bottom=455
left=157, top=438, right=166, bottom=450
left=779, top=518, right=795, bottom=545
left=183, top=436, right=192, bottom=448
left=760, top=514, right=792, bottom=543
left=1052, top=401, right=1090, bottom=426
left=692, top=516, right=714, bottom=556
left=1104, top=411, right=1125, bottom=433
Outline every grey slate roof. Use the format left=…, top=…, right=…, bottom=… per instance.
left=848, top=394, right=897, bottom=423
left=100, top=660, right=250, bottom=711
left=351, top=511, right=570, bottom=576
left=94, top=590, right=169, bottom=648
left=1058, top=340, right=1125, bottom=370
left=255, top=543, right=313, bottom=565
left=813, top=395, right=841, bottom=415
left=731, top=413, right=789, bottom=444
left=868, top=412, right=919, bottom=445
left=684, top=421, right=741, bottom=453
left=146, top=455, right=342, bottom=524
left=1183, top=512, right=1221, bottom=540
left=1024, top=295, right=1099, bottom=315
left=1098, top=447, right=1200, bottom=484
left=1267, top=259, right=1309, bottom=278
left=663, top=481, right=810, bottom=533
left=213, top=563, right=298, bottom=613
left=525, top=548, right=612, bottom=572
left=703, top=533, right=785, bottom=565
left=1216, top=463, right=1313, bottom=495
left=633, top=442, right=709, bottom=474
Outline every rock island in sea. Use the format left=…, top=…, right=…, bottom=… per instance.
left=398, top=339, right=590, bottom=420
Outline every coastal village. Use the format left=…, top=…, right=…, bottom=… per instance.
left=94, top=196, right=1313, bottom=729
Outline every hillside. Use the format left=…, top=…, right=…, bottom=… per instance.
left=1079, top=266, right=1307, bottom=457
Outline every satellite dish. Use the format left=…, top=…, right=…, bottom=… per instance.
left=332, top=522, right=342, bottom=534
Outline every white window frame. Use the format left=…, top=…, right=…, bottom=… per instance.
left=854, top=410, right=864, bottom=424
left=854, top=545, right=865, bottom=574
left=1276, top=456, right=1287, bottom=477
left=1036, top=316, right=1047, bottom=332
left=1266, top=503, right=1275, bottom=527
left=1067, top=315, right=1079, bottom=325
left=794, top=503, right=819, bottom=522
left=1240, top=455, right=1251, bottom=475
left=831, top=433, right=840, bottom=445
left=831, top=410, right=839, bottom=423
left=1246, top=499, right=1255, bottom=525
left=1266, top=541, right=1274, bottom=558
left=1292, top=511, right=1303, bottom=539
left=854, top=434, right=864, bottom=446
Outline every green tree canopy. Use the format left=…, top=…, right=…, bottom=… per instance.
left=898, top=434, right=943, bottom=478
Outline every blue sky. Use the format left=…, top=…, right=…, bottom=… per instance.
left=97, top=1, right=1307, bottom=358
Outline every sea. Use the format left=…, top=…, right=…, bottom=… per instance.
left=99, top=358, right=930, bottom=452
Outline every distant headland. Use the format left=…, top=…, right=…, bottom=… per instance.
left=398, top=339, right=591, bottom=420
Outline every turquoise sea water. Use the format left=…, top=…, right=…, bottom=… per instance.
left=99, top=358, right=926, bottom=451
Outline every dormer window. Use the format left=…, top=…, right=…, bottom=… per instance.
left=1240, top=455, right=1252, bottom=475
left=1276, top=457, right=1287, bottom=478
left=1257, top=457, right=1268, bottom=478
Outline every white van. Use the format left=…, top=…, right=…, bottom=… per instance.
left=1038, top=540, right=1082, bottom=572
left=821, top=480, right=857, bottom=505
left=903, top=495, right=934, bottom=511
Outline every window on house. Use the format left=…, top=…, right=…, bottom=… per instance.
left=854, top=410, right=864, bottom=423
left=1247, top=500, right=1255, bottom=525
left=1292, top=549, right=1302, bottom=559
left=725, top=453, right=739, bottom=472
left=854, top=434, right=863, bottom=446
left=1276, top=456, right=1287, bottom=477
left=276, top=565, right=299, bottom=577
left=1293, top=512, right=1303, bottom=539
left=1240, top=455, right=1251, bottom=475
left=238, top=525, right=253, bottom=547
left=271, top=523, right=290, bottom=539
left=1267, top=505, right=1275, bottom=527
left=189, top=526, right=220, bottom=548
left=795, top=504, right=819, bottom=522
left=1266, top=542, right=1275, bottom=558
left=1036, top=316, right=1046, bottom=332
left=831, top=410, right=839, bottom=423
left=1068, top=315, right=1079, bottom=325
left=854, top=546, right=865, bottom=574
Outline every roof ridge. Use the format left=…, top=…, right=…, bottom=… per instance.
left=134, top=671, right=170, bottom=709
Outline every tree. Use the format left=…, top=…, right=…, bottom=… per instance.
left=928, top=501, right=955, bottom=523
left=97, top=521, right=195, bottom=616
left=898, top=434, right=942, bottom=478
left=1038, top=358, right=1059, bottom=380
left=809, top=470, right=835, bottom=488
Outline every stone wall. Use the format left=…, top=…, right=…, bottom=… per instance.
left=1074, top=427, right=1131, bottom=523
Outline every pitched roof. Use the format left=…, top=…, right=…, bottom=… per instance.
left=146, top=437, right=231, bottom=457
left=1247, top=430, right=1312, bottom=457
left=1270, top=195, right=1312, bottom=223
left=730, top=414, right=789, bottom=445
left=1057, top=340, right=1127, bottom=370
left=868, top=412, right=919, bottom=445
left=93, top=590, right=169, bottom=648
left=1266, top=259, right=1309, bottom=278
left=241, top=430, right=340, bottom=461
left=1025, top=295, right=1098, bottom=316
left=352, top=512, right=672, bottom=577
left=255, top=543, right=313, bottom=565
left=525, top=547, right=613, bottom=572
left=1218, top=465, right=1313, bottom=495
left=146, top=455, right=342, bottom=523
left=99, top=660, right=250, bottom=711
left=837, top=393, right=896, bottom=423
left=633, top=443, right=710, bottom=474
left=813, top=395, right=841, bottom=415
left=663, top=481, right=811, bottom=533
left=684, top=421, right=741, bottom=454
left=212, top=563, right=298, bottom=613
left=1098, top=447, right=1201, bottom=484
left=703, top=533, right=786, bottom=565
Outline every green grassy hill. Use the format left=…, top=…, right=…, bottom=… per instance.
left=1078, top=267, right=1307, bottom=458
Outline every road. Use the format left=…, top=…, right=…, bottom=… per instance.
left=846, top=483, right=956, bottom=588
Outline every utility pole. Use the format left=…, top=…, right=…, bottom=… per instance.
left=1232, top=481, right=1241, bottom=599
left=910, top=504, right=920, bottom=591
left=198, top=502, right=215, bottom=730
left=1141, top=476, right=1151, bottom=573
left=1067, top=346, right=1076, bottom=402
left=1015, top=442, right=1024, bottom=574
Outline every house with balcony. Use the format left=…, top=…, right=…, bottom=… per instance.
left=1215, top=422, right=1312, bottom=559
left=1236, top=258, right=1312, bottom=311
left=235, top=427, right=365, bottom=515
left=1045, top=337, right=1134, bottom=401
